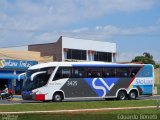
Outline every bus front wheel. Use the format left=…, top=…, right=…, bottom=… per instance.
left=117, top=91, right=127, bottom=100
left=52, top=92, right=63, bottom=102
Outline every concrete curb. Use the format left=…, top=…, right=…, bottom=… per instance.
left=0, top=106, right=158, bottom=115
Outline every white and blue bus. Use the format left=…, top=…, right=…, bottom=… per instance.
left=21, top=62, right=154, bottom=102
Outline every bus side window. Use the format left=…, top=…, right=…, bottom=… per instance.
left=62, top=68, right=71, bottom=78
left=79, top=73, right=83, bottom=77
left=87, top=72, right=92, bottom=77
left=72, top=67, right=86, bottom=78
left=53, top=67, right=71, bottom=80
left=116, top=67, right=129, bottom=78
left=102, top=67, right=116, bottom=77
left=130, top=67, right=140, bottom=78
left=97, top=72, right=101, bottom=77
left=87, top=67, right=102, bottom=78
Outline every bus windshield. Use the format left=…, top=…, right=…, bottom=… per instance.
left=23, top=67, right=55, bottom=91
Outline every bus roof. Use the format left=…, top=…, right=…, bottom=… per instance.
left=28, top=62, right=153, bottom=70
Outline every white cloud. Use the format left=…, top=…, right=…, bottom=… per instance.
left=117, top=52, right=143, bottom=62
left=0, top=0, right=159, bottom=47
left=0, top=23, right=159, bottom=47
left=0, top=0, right=159, bottom=30
left=66, top=24, right=160, bottom=40
left=72, top=27, right=89, bottom=33
left=95, top=25, right=159, bottom=35
left=117, top=51, right=160, bottom=63
left=33, top=32, right=61, bottom=44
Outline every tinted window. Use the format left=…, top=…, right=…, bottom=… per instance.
left=94, top=52, right=112, bottom=62
left=102, top=67, right=116, bottom=77
left=54, top=67, right=71, bottom=80
left=129, top=67, right=141, bottom=78
left=72, top=67, right=86, bottom=78
left=33, top=73, right=50, bottom=88
left=23, top=67, right=55, bottom=91
left=67, top=49, right=86, bottom=60
left=116, top=67, right=129, bottom=77
left=87, top=67, right=102, bottom=78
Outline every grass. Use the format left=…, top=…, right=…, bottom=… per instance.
left=0, top=109, right=160, bottom=120
left=0, top=100, right=160, bottom=112
left=0, top=100, right=160, bottom=120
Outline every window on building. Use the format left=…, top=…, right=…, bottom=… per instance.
left=66, top=49, right=86, bottom=60
left=94, top=52, right=112, bottom=62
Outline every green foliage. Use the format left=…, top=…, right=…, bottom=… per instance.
left=155, top=64, right=160, bottom=69
left=0, top=100, right=159, bottom=112
left=3, top=109, right=160, bottom=120
left=132, top=52, right=157, bottom=67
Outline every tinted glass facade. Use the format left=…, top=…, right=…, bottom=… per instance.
left=67, top=49, right=86, bottom=60
left=94, top=51, right=112, bottom=62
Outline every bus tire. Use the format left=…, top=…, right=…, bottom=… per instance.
left=52, top=92, right=63, bottom=102
left=117, top=90, right=127, bottom=100
left=128, top=90, right=137, bottom=100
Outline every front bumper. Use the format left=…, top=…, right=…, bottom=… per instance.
left=22, top=91, right=35, bottom=100
left=22, top=91, right=45, bottom=101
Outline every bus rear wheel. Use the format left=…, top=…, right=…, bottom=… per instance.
left=117, top=91, right=127, bottom=100
left=128, top=91, right=137, bottom=100
left=52, top=92, right=63, bottom=102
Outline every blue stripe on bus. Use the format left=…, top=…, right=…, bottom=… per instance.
left=84, top=78, right=119, bottom=97
left=133, top=85, right=153, bottom=95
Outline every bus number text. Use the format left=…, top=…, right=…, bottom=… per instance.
left=67, top=81, right=78, bottom=87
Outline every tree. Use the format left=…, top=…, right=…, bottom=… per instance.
left=132, top=52, right=155, bottom=65
left=155, top=64, right=160, bottom=68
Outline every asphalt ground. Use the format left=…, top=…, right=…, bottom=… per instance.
left=0, top=95, right=160, bottom=104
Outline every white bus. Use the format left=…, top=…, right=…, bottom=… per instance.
left=21, top=62, right=154, bottom=102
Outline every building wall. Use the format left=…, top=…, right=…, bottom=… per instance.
left=62, top=37, right=116, bottom=62
left=0, top=48, right=53, bottom=63
left=0, top=48, right=41, bottom=61
left=0, top=59, right=38, bottom=94
left=28, top=37, right=62, bottom=61
left=62, top=37, right=116, bottom=52
left=28, top=36, right=117, bottom=62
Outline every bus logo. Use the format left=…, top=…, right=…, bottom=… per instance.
left=92, top=78, right=115, bottom=97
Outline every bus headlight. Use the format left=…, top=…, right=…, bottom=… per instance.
left=32, top=90, right=41, bottom=94
left=37, top=91, right=42, bottom=94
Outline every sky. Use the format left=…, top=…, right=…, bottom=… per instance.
left=0, top=0, right=160, bottom=62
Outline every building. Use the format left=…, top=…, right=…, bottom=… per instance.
left=0, top=59, right=37, bottom=94
left=28, top=36, right=117, bottom=62
left=0, top=48, right=53, bottom=62
left=0, top=48, right=53, bottom=94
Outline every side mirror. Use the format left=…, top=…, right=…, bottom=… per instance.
left=18, top=73, right=26, bottom=81
left=31, top=71, right=47, bottom=81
